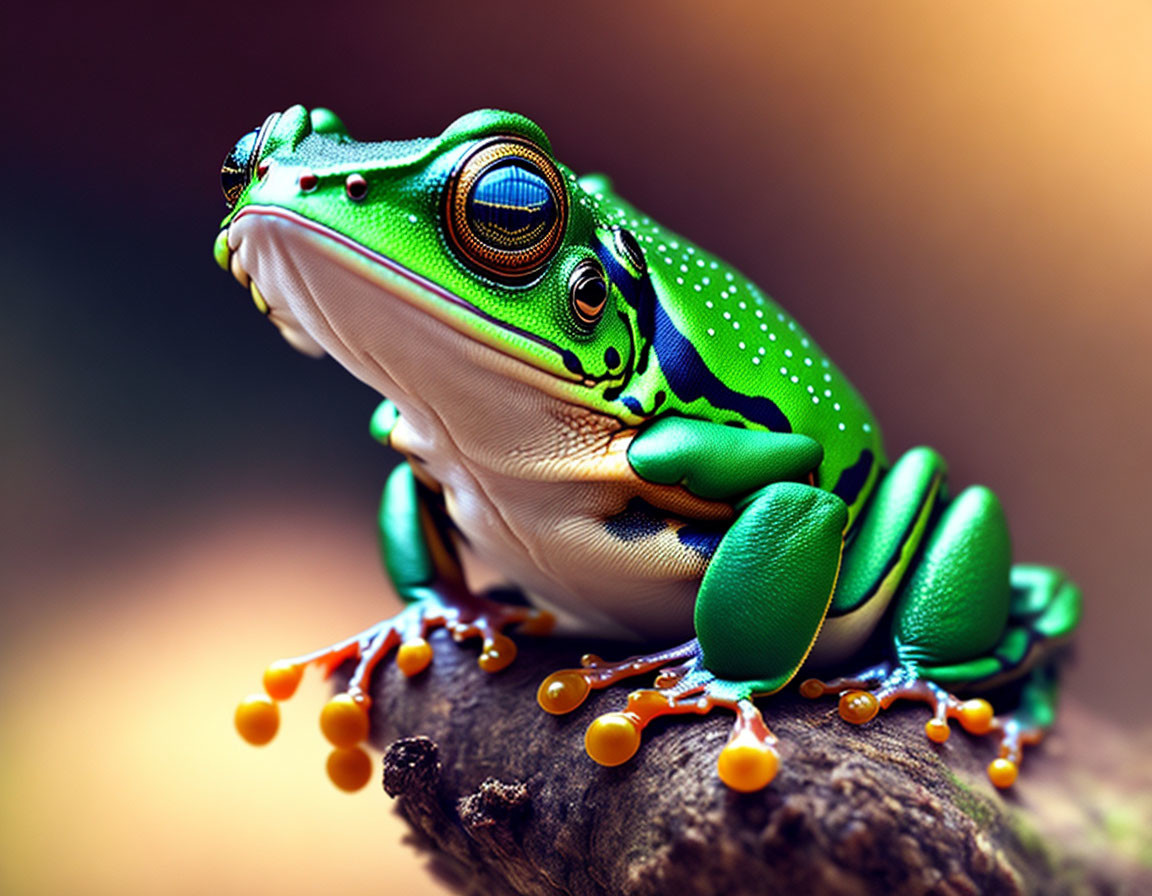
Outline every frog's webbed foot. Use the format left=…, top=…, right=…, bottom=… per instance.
left=538, top=642, right=781, bottom=792
left=799, top=662, right=1043, bottom=789
left=235, top=589, right=553, bottom=791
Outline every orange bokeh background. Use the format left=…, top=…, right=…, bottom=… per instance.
left=2, top=2, right=1150, bottom=893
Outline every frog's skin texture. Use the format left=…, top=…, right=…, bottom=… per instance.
left=223, top=106, right=1081, bottom=794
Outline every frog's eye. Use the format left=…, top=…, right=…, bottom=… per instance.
left=220, top=112, right=281, bottom=209
left=445, top=138, right=568, bottom=281
left=221, top=128, right=260, bottom=208
left=569, top=259, right=608, bottom=327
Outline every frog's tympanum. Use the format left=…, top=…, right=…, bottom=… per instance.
left=221, top=107, right=1081, bottom=794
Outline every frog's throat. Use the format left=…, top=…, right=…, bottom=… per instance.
left=225, top=206, right=630, bottom=415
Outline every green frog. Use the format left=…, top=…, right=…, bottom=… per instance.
left=219, top=106, right=1081, bottom=793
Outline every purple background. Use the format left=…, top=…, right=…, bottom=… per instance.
left=2, top=2, right=1149, bottom=891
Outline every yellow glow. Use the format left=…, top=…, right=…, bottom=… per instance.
left=0, top=507, right=451, bottom=895
left=655, top=0, right=1152, bottom=326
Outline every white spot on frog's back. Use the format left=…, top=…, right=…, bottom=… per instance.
left=637, top=233, right=860, bottom=441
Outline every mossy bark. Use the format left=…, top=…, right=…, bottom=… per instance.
left=356, top=630, right=1152, bottom=895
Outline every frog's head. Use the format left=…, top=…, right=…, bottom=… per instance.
left=215, top=105, right=649, bottom=419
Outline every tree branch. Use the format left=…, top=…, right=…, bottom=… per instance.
left=357, top=630, right=1152, bottom=895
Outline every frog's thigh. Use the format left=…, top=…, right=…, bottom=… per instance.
left=921, top=564, right=1082, bottom=688
left=695, top=482, right=847, bottom=686
left=891, top=485, right=1012, bottom=668
left=812, top=448, right=946, bottom=663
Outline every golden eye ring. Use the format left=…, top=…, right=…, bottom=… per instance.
left=445, top=137, right=568, bottom=281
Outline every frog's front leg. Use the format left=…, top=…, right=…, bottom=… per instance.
left=235, top=404, right=551, bottom=789
left=539, top=418, right=847, bottom=791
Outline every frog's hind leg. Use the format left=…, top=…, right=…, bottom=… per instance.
left=920, top=564, right=1081, bottom=786
left=802, top=486, right=1082, bottom=789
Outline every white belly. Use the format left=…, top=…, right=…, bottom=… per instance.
left=392, top=408, right=707, bottom=640
left=231, top=209, right=729, bottom=641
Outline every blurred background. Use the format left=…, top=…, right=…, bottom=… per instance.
left=2, top=1, right=1150, bottom=893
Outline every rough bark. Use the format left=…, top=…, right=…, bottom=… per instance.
left=357, top=630, right=1152, bottom=896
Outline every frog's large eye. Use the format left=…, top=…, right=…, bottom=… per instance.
left=445, top=138, right=568, bottom=281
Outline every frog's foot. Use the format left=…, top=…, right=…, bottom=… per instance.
left=235, top=590, right=553, bottom=790
left=799, top=662, right=1038, bottom=789
left=538, top=644, right=781, bottom=792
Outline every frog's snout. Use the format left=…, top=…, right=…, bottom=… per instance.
left=220, top=112, right=281, bottom=209
left=220, top=107, right=349, bottom=209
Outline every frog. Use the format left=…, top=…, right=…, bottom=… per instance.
left=219, top=105, right=1081, bottom=794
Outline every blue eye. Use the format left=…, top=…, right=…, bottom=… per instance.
left=446, top=138, right=568, bottom=280
left=467, top=162, right=557, bottom=251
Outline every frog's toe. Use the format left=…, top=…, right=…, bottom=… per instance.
left=395, top=637, right=435, bottom=677
left=233, top=610, right=410, bottom=789
left=980, top=664, right=1057, bottom=787
left=584, top=711, right=643, bottom=766
left=234, top=693, right=280, bottom=745
left=235, top=592, right=552, bottom=790
left=987, top=756, right=1019, bottom=789
left=584, top=688, right=781, bottom=791
left=985, top=716, right=1046, bottom=789
left=538, top=641, right=787, bottom=791
left=326, top=746, right=374, bottom=792
left=262, top=659, right=305, bottom=700
left=801, top=662, right=990, bottom=737
left=478, top=632, right=518, bottom=672
left=716, top=699, right=781, bottom=791
left=537, top=639, right=702, bottom=715
left=576, top=661, right=782, bottom=792
left=537, top=668, right=593, bottom=714
left=447, top=601, right=555, bottom=673
left=802, top=661, right=1049, bottom=788
left=320, top=692, right=371, bottom=747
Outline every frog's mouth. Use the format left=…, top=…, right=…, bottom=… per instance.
left=218, top=213, right=327, bottom=358
left=220, top=207, right=634, bottom=415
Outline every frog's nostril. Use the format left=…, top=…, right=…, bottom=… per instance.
left=220, top=127, right=260, bottom=208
